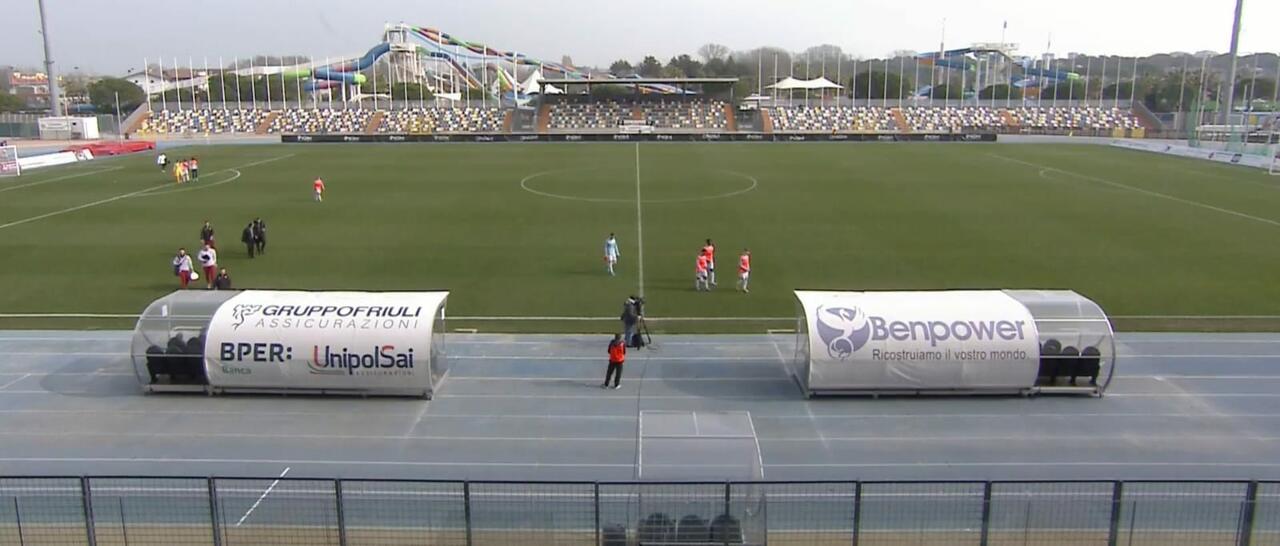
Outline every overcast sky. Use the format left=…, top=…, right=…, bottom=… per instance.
left=3, top=0, right=1279, bottom=74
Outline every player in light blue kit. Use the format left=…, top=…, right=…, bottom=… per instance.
left=604, top=233, right=620, bottom=276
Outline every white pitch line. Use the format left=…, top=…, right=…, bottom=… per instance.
left=635, top=142, right=645, bottom=298
left=0, top=169, right=236, bottom=231
left=235, top=466, right=289, bottom=527
left=448, top=355, right=777, bottom=361
left=0, top=167, right=125, bottom=194
left=989, top=153, right=1280, bottom=228
left=0, top=154, right=291, bottom=232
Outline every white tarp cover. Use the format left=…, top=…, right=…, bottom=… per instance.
left=767, top=77, right=844, bottom=90
left=203, top=291, right=447, bottom=394
left=796, top=290, right=1040, bottom=391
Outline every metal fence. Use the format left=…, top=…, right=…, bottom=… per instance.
left=2, top=478, right=1278, bottom=546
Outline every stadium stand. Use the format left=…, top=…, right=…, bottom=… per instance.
left=770, top=106, right=897, bottom=132
left=643, top=100, right=729, bottom=131
left=900, top=106, right=1007, bottom=133
left=138, top=108, right=269, bottom=135
left=268, top=108, right=372, bottom=134
left=548, top=100, right=630, bottom=131
left=377, top=107, right=504, bottom=133
left=132, top=104, right=1146, bottom=136
left=1007, top=106, right=1142, bottom=131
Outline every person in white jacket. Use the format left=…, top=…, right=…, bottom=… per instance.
left=197, top=243, right=218, bottom=290
left=172, top=248, right=193, bottom=289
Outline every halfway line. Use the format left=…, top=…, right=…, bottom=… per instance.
left=635, top=142, right=645, bottom=298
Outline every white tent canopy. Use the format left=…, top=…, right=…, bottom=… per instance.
left=767, top=77, right=843, bottom=90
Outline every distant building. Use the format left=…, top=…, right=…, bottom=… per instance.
left=5, top=69, right=52, bottom=110
left=124, top=68, right=210, bottom=97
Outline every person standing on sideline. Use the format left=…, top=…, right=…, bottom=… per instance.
left=172, top=248, right=193, bottom=289
left=695, top=251, right=710, bottom=291
left=197, top=243, right=217, bottom=290
left=702, top=239, right=717, bottom=287
left=620, top=296, right=641, bottom=346
left=156, top=152, right=168, bottom=172
left=252, top=217, right=267, bottom=255
left=199, top=220, right=216, bottom=249
left=602, top=333, right=626, bottom=389
left=604, top=233, right=620, bottom=276
left=737, top=248, right=751, bottom=293
left=313, top=177, right=326, bottom=202
left=241, top=222, right=257, bottom=258
left=189, top=157, right=199, bottom=182
left=213, top=268, right=232, bottom=290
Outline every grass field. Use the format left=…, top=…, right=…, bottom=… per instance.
left=2, top=141, right=1279, bottom=332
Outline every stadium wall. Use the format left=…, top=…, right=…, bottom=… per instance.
left=281, top=132, right=999, bottom=143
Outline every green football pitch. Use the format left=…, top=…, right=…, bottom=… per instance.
left=1, top=142, right=1279, bottom=332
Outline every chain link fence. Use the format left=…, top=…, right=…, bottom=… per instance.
left=1, top=478, right=1277, bottom=545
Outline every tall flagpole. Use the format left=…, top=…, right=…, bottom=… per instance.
left=1098, top=57, right=1106, bottom=109
left=234, top=57, right=242, bottom=111
left=143, top=57, right=152, bottom=111
left=772, top=53, right=778, bottom=102
left=188, top=57, right=197, bottom=108
left=805, top=51, right=810, bottom=107
left=898, top=55, right=905, bottom=107
left=173, top=58, right=183, bottom=111
left=853, top=58, right=858, bottom=102
left=372, top=52, right=378, bottom=110
left=1129, top=55, right=1138, bottom=106
left=217, top=57, right=226, bottom=110
left=821, top=52, right=827, bottom=106
left=913, top=56, right=920, bottom=105
left=835, top=51, right=841, bottom=106
left=758, top=50, right=764, bottom=98
left=249, top=56, right=257, bottom=109
left=296, top=57, right=303, bottom=109
left=1084, top=57, right=1091, bottom=107
left=883, top=58, right=889, bottom=108
left=324, top=56, right=332, bottom=110
left=1067, top=55, right=1074, bottom=104
left=264, top=56, right=273, bottom=109
left=158, top=56, right=167, bottom=112
left=1114, top=55, right=1122, bottom=109
left=280, top=57, right=288, bottom=110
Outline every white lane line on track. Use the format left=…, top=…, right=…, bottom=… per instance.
left=235, top=466, right=289, bottom=527
left=0, top=457, right=633, bottom=468
left=0, top=167, right=125, bottom=193
left=0, top=374, right=29, bottom=390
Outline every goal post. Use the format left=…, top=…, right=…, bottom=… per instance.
left=0, top=146, right=19, bottom=177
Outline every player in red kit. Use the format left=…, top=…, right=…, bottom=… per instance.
left=313, top=177, right=326, bottom=202
left=737, top=249, right=751, bottom=293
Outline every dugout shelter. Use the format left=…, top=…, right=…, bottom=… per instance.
left=131, top=290, right=449, bottom=398
left=792, top=289, right=1115, bottom=397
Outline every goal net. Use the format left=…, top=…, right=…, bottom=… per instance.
left=0, top=146, right=19, bottom=177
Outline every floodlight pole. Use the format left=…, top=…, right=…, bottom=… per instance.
left=1222, top=0, right=1244, bottom=124
left=37, top=0, right=63, bottom=116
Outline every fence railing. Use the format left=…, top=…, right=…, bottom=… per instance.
left=1, top=477, right=1277, bottom=545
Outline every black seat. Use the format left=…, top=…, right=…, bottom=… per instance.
left=675, top=514, right=710, bottom=542
left=1058, top=346, right=1080, bottom=385
left=1076, top=346, right=1102, bottom=386
left=144, top=345, right=165, bottom=382
left=602, top=523, right=627, bottom=546
left=709, top=513, right=743, bottom=544
left=639, top=512, right=675, bottom=544
left=1039, top=339, right=1062, bottom=385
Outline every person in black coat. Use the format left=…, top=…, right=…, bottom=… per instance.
left=213, top=268, right=232, bottom=290
left=241, top=222, right=257, bottom=258
left=252, top=217, right=267, bottom=255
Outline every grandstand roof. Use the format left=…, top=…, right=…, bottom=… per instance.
left=538, top=77, right=739, bottom=85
